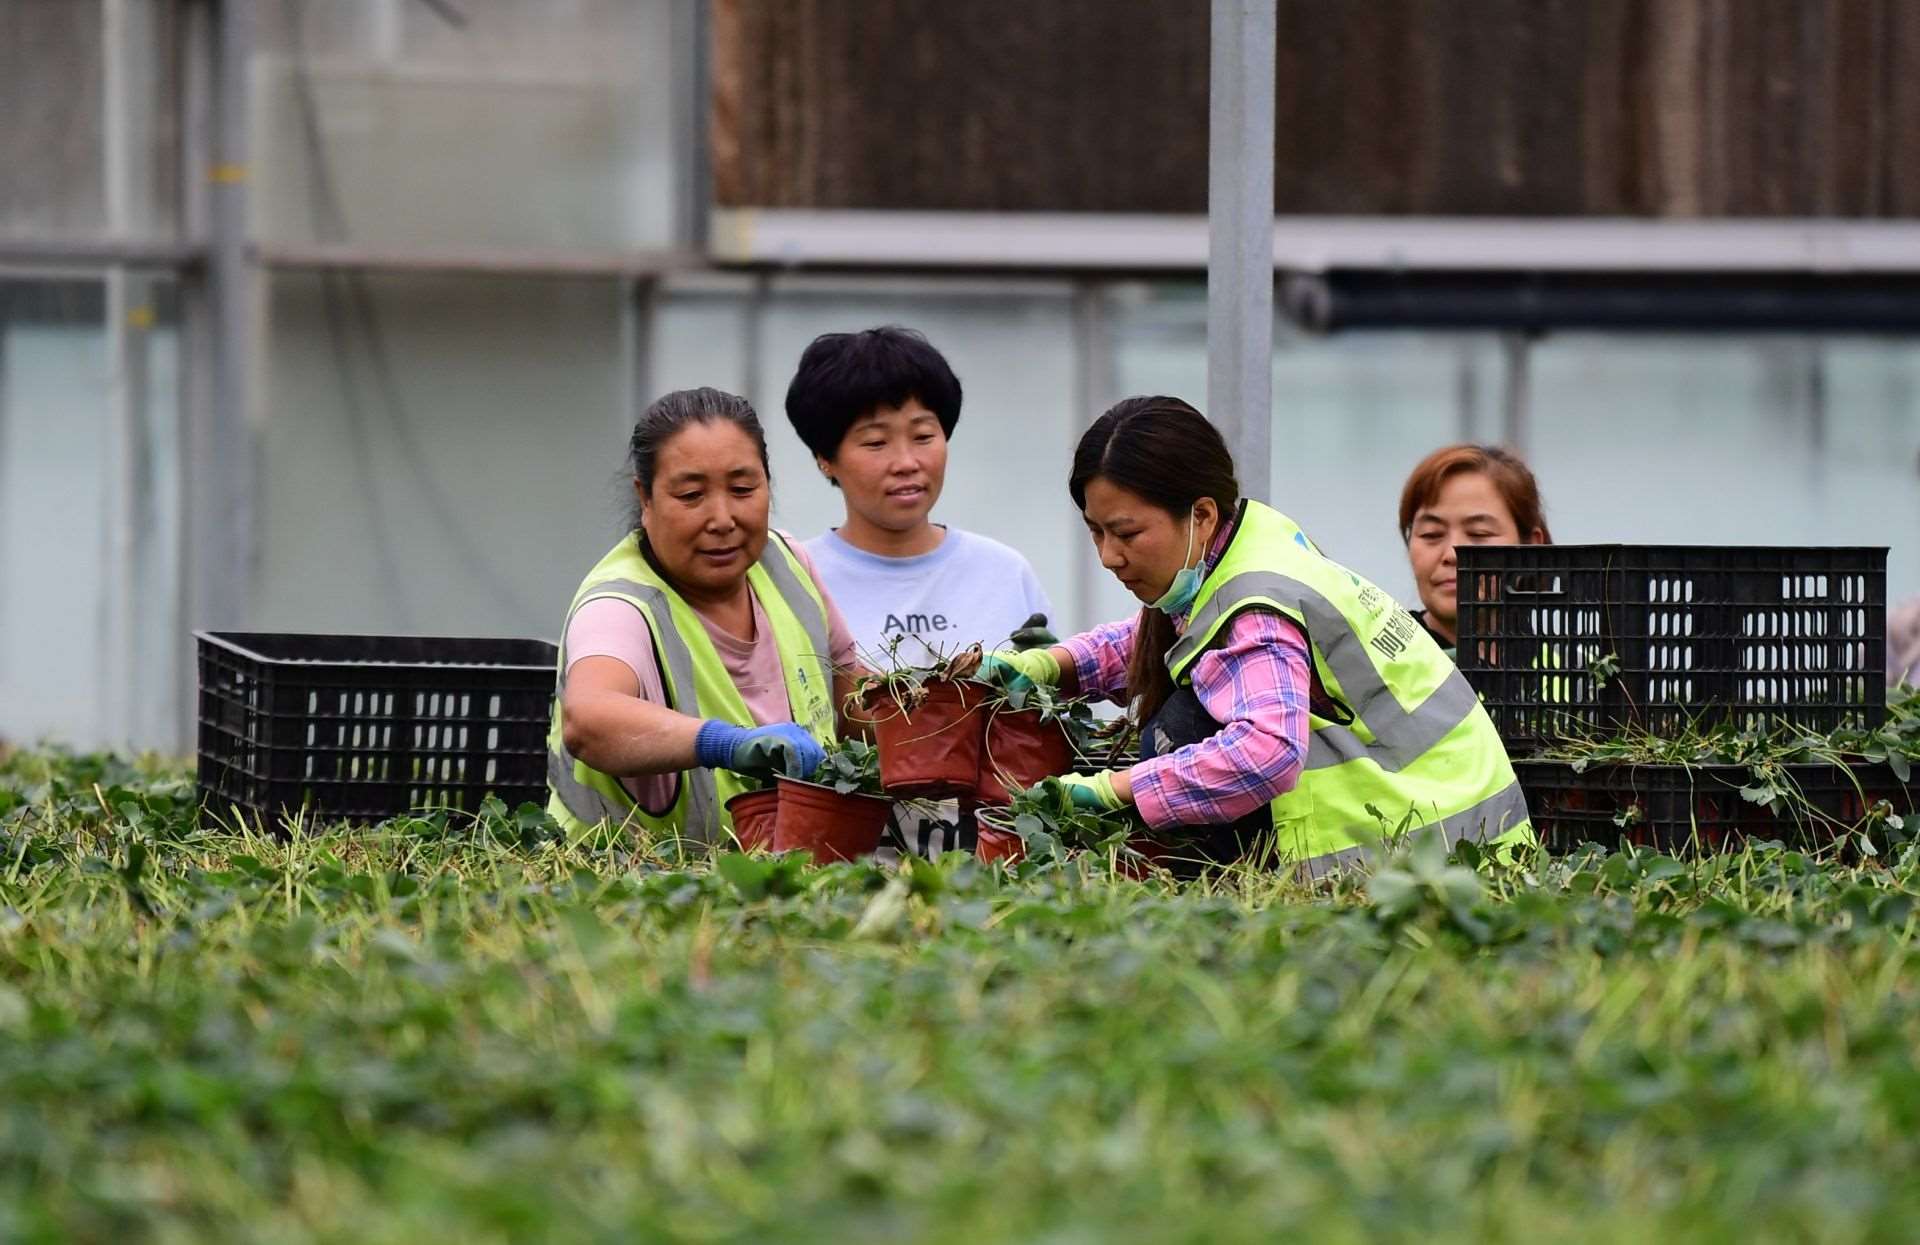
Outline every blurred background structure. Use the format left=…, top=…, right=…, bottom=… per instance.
left=5, top=0, right=1920, bottom=752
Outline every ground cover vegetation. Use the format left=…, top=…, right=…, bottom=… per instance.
left=6, top=747, right=1920, bottom=1241
left=1526, top=687, right=1920, bottom=846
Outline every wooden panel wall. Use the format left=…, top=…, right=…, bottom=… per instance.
left=713, top=0, right=1920, bottom=217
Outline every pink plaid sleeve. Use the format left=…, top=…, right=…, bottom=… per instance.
left=1127, top=610, right=1312, bottom=829
left=1061, top=613, right=1139, bottom=705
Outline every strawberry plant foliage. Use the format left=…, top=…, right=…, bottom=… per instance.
left=6, top=746, right=1920, bottom=1239
left=810, top=737, right=883, bottom=796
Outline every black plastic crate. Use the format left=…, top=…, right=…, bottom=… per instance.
left=1515, top=758, right=1912, bottom=854
left=1456, top=545, right=1886, bottom=748
left=197, top=632, right=557, bottom=826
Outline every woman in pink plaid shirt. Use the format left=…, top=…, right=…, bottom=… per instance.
left=978, top=396, right=1527, bottom=871
left=978, top=399, right=1313, bottom=863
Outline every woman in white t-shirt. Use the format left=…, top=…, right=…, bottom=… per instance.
left=784, top=326, right=1055, bottom=661
left=783, top=327, right=1057, bottom=854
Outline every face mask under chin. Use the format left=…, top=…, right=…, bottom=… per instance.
left=1151, top=511, right=1204, bottom=615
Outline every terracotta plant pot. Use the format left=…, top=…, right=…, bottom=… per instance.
left=724, top=787, right=780, bottom=851
left=770, top=777, right=891, bottom=863
left=974, top=706, right=1074, bottom=805
left=866, top=678, right=987, bottom=797
left=973, top=810, right=1026, bottom=865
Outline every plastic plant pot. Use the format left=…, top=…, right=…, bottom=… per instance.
left=770, top=777, right=891, bottom=863
left=974, top=809, right=1026, bottom=865
left=724, top=787, right=780, bottom=851
left=974, top=706, right=1074, bottom=805
left=866, top=678, right=987, bottom=797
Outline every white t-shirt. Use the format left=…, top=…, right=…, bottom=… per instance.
left=801, top=526, right=1056, bottom=662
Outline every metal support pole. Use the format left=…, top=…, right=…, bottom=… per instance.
left=1207, top=0, right=1275, bottom=503
left=622, top=275, right=659, bottom=436
left=1070, top=280, right=1115, bottom=634
left=1500, top=332, right=1532, bottom=455
left=740, top=272, right=769, bottom=411
left=1455, top=343, right=1482, bottom=443
left=671, top=0, right=712, bottom=252
left=185, top=0, right=254, bottom=641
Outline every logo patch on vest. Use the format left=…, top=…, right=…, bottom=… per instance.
left=1367, top=608, right=1423, bottom=661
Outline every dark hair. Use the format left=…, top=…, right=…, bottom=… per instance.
left=783, top=326, right=963, bottom=462
left=1397, top=444, right=1551, bottom=544
left=1070, top=396, right=1241, bottom=724
left=628, top=387, right=769, bottom=528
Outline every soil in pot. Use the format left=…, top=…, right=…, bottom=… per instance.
left=771, top=777, right=891, bottom=863
left=866, top=678, right=987, bottom=797
left=974, top=706, right=1074, bottom=805
left=973, top=809, right=1026, bottom=865
left=724, top=787, right=779, bottom=851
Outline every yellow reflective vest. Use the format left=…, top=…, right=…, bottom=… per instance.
left=546, top=531, right=837, bottom=844
left=1166, top=501, right=1533, bottom=876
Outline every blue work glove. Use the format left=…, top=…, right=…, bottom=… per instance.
left=976, top=647, right=1062, bottom=697
left=1009, top=612, right=1060, bottom=652
left=693, top=720, right=824, bottom=780
left=1042, top=771, right=1125, bottom=813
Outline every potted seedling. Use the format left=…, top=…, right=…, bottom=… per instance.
left=857, top=641, right=989, bottom=797
left=972, top=663, right=1085, bottom=805
left=772, top=737, right=892, bottom=863
left=975, top=775, right=1140, bottom=868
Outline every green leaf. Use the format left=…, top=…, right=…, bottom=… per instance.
left=715, top=851, right=775, bottom=901
left=1367, top=870, right=1418, bottom=918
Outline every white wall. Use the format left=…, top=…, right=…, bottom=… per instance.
left=1, top=318, right=110, bottom=747
left=251, top=272, right=632, bottom=641
left=252, top=0, right=676, bottom=252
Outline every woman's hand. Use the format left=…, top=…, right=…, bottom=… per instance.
left=1008, top=612, right=1059, bottom=651
left=1049, top=770, right=1132, bottom=812
left=693, top=720, right=825, bottom=780
left=975, top=647, right=1070, bottom=695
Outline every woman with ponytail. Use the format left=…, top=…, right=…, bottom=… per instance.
left=978, top=397, right=1531, bottom=874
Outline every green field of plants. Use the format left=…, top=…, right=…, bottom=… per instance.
left=7, top=748, right=1920, bottom=1243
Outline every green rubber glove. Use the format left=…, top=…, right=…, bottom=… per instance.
left=1053, top=771, right=1124, bottom=813
left=1009, top=612, right=1060, bottom=651
left=976, top=647, right=1061, bottom=696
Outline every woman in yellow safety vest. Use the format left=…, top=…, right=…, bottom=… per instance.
left=547, top=388, right=863, bottom=845
left=1397, top=444, right=1552, bottom=660
left=979, top=397, right=1531, bottom=875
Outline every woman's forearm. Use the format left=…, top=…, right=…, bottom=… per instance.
left=1040, top=644, right=1080, bottom=693
left=562, top=687, right=704, bottom=777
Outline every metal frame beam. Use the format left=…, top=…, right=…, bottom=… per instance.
left=254, top=241, right=699, bottom=279
left=1207, top=0, right=1276, bottom=503
left=0, top=236, right=203, bottom=268
left=707, top=209, right=1920, bottom=276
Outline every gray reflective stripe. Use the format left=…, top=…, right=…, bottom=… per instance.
left=1295, top=779, right=1531, bottom=881
left=758, top=534, right=833, bottom=668
left=1304, top=675, right=1481, bottom=773
left=560, top=575, right=718, bottom=841
left=1169, top=569, right=1480, bottom=773
left=547, top=745, right=630, bottom=827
